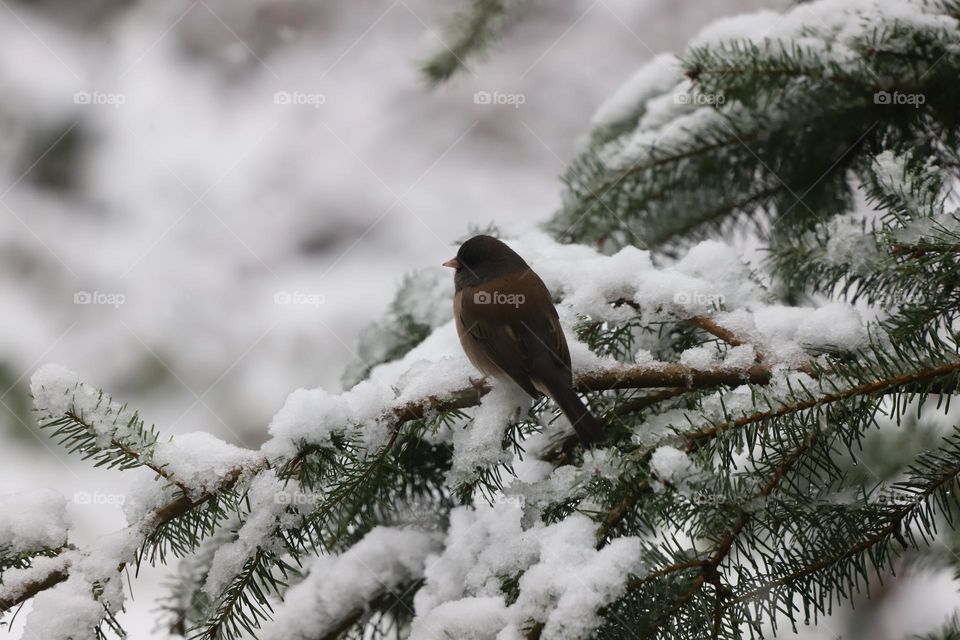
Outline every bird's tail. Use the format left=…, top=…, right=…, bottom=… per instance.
left=547, top=384, right=605, bottom=445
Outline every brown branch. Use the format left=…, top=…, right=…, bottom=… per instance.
left=395, top=362, right=777, bottom=424
left=0, top=564, right=70, bottom=611
left=891, top=242, right=960, bottom=257
left=688, top=361, right=960, bottom=447
left=596, top=482, right=647, bottom=543
left=625, top=560, right=703, bottom=590
left=62, top=411, right=200, bottom=504
left=686, top=315, right=751, bottom=350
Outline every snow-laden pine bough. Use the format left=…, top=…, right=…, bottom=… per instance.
left=3, top=225, right=959, bottom=639
left=6, top=0, right=960, bottom=637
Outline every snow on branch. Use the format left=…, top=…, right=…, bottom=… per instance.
left=553, top=0, right=960, bottom=249
left=260, top=526, right=440, bottom=640
left=11, top=230, right=957, bottom=639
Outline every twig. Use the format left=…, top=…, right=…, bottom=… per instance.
left=393, top=361, right=777, bottom=424
left=687, top=361, right=960, bottom=446
left=0, top=564, right=70, bottom=611
left=686, top=315, right=751, bottom=350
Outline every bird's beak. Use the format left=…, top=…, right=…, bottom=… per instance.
left=442, top=258, right=460, bottom=269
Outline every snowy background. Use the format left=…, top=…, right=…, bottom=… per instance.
left=4, top=0, right=955, bottom=637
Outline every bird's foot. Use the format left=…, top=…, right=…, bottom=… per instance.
left=468, top=376, right=489, bottom=402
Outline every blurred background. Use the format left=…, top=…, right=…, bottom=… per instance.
left=8, top=0, right=956, bottom=637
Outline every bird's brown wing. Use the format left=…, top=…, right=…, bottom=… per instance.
left=456, top=269, right=571, bottom=398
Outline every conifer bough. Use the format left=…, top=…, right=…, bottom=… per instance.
left=5, top=0, right=960, bottom=638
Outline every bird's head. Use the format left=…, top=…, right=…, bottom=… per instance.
left=443, top=235, right=528, bottom=290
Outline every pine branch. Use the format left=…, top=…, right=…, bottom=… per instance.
left=687, top=360, right=960, bottom=447
left=395, top=353, right=791, bottom=429
left=596, top=357, right=960, bottom=539
left=611, top=428, right=821, bottom=637
left=41, top=407, right=161, bottom=473
left=0, top=564, right=70, bottom=612
left=0, top=453, right=268, bottom=614
left=725, top=435, right=960, bottom=608
left=421, top=0, right=526, bottom=83
left=8, top=349, right=812, bottom=616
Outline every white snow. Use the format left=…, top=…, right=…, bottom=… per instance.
left=590, top=54, right=683, bottom=132
left=411, top=596, right=509, bottom=640
left=507, top=448, right=624, bottom=513
left=412, top=505, right=645, bottom=640
left=22, top=575, right=106, bottom=640
left=507, top=515, right=643, bottom=638
left=797, top=302, right=867, bottom=351
left=29, top=364, right=82, bottom=419
left=447, top=384, right=530, bottom=488
left=23, top=527, right=141, bottom=639
left=650, top=446, right=696, bottom=486
left=821, top=202, right=884, bottom=274
left=152, top=432, right=263, bottom=497
left=262, top=379, right=397, bottom=459
left=0, top=489, right=68, bottom=553
left=725, top=344, right=758, bottom=368
left=202, top=473, right=304, bottom=599
left=679, top=345, right=719, bottom=369
left=262, top=526, right=440, bottom=640
left=31, top=364, right=150, bottom=452
left=415, top=502, right=538, bottom=616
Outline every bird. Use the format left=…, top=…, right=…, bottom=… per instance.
left=442, top=234, right=605, bottom=445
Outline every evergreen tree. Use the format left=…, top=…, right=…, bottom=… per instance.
left=4, top=0, right=960, bottom=638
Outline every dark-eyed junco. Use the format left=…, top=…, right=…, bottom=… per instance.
left=443, top=235, right=605, bottom=445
